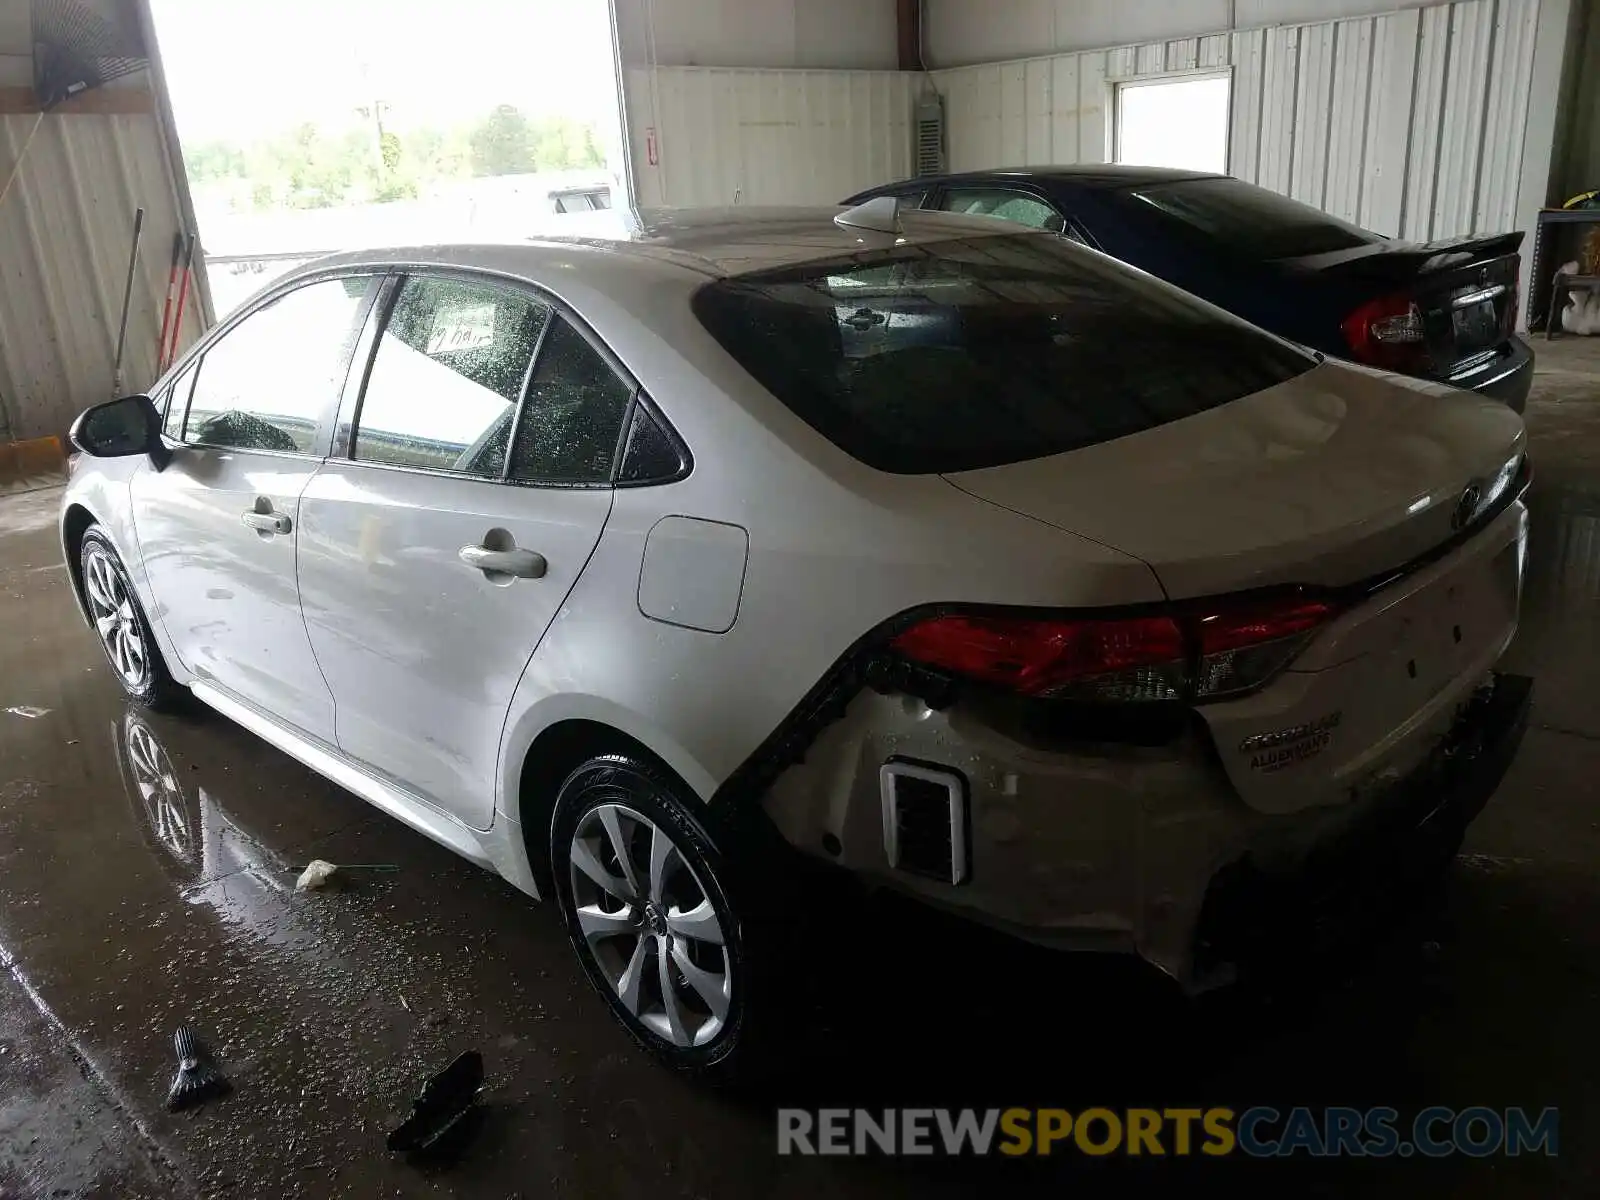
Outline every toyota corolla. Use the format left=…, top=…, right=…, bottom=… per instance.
left=61, top=204, right=1532, bottom=1080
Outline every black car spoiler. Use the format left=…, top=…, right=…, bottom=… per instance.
left=1280, top=230, right=1525, bottom=280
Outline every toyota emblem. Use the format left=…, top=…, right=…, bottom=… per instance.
left=1451, top=482, right=1484, bottom=531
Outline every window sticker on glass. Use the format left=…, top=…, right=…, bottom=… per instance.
left=427, top=302, right=499, bottom=355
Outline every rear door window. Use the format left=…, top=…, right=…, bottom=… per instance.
left=1130, top=176, right=1385, bottom=260
left=354, top=276, right=550, bottom=477
left=692, top=234, right=1315, bottom=474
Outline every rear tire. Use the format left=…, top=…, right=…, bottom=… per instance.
left=80, top=527, right=187, bottom=711
left=549, top=754, right=788, bottom=1084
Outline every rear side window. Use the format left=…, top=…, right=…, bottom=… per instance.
left=508, top=317, right=633, bottom=484
left=1130, top=176, right=1385, bottom=260
left=692, top=234, right=1314, bottom=474
left=355, top=277, right=550, bottom=477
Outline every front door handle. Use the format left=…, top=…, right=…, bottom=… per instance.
left=242, top=510, right=291, bottom=535
left=458, top=544, right=547, bottom=579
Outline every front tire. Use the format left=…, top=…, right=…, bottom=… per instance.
left=550, top=755, right=783, bottom=1082
left=80, top=527, right=186, bottom=710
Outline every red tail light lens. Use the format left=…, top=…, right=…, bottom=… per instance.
left=1193, top=597, right=1339, bottom=699
left=890, top=614, right=1186, bottom=702
left=891, top=596, right=1339, bottom=704
left=1341, top=292, right=1430, bottom=370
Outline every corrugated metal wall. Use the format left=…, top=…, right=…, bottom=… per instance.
left=625, top=66, right=921, bottom=206
left=931, top=0, right=1542, bottom=241
left=0, top=105, right=202, bottom=443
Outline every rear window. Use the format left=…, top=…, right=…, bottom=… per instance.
left=691, top=234, right=1314, bottom=474
left=1130, top=176, right=1385, bottom=260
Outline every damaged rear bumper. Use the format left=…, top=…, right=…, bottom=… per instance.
left=758, top=671, right=1531, bottom=989
left=1191, top=670, right=1532, bottom=986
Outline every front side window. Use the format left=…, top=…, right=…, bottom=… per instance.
left=184, top=277, right=369, bottom=453
left=508, top=316, right=633, bottom=484
left=161, top=359, right=198, bottom=440
left=354, top=276, right=550, bottom=477
left=937, top=188, right=1063, bottom=232
left=693, top=234, right=1315, bottom=474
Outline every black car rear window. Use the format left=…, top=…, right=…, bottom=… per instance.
left=1130, top=176, right=1386, bottom=260
left=691, top=233, right=1315, bottom=474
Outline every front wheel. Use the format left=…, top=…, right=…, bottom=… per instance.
left=550, top=755, right=785, bottom=1082
left=80, top=527, right=186, bottom=710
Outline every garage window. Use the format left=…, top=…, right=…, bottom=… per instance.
left=1115, top=74, right=1230, bottom=175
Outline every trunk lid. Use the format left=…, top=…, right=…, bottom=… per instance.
left=1290, top=232, right=1523, bottom=377
left=943, top=361, right=1525, bottom=599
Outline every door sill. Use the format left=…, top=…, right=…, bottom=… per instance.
left=189, top=682, right=493, bottom=869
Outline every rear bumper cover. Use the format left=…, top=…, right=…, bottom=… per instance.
left=1191, top=671, right=1532, bottom=985
left=1451, top=336, right=1533, bottom=412
left=761, top=669, right=1530, bottom=989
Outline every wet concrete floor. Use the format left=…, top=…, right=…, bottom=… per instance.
left=2, top=344, right=1599, bottom=1198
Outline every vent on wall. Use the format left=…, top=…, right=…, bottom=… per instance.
left=914, top=93, right=945, bottom=176
left=32, top=0, right=148, bottom=110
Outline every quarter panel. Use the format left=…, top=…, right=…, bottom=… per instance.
left=498, top=455, right=1165, bottom=822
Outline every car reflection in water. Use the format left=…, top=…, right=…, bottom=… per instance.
left=112, top=708, right=314, bottom=950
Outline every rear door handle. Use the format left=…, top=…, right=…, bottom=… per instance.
left=458, top=545, right=547, bottom=579
left=242, top=510, right=292, bottom=535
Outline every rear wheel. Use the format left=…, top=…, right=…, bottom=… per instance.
left=80, top=527, right=186, bottom=710
left=550, top=755, right=785, bottom=1082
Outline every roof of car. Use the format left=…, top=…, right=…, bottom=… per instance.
left=885, top=164, right=1225, bottom=190
left=304, top=205, right=1029, bottom=282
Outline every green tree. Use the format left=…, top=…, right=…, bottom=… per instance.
left=380, top=131, right=402, bottom=174
left=469, top=105, right=536, bottom=176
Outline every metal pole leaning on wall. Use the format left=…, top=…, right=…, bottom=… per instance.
left=112, top=207, right=146, bottom=396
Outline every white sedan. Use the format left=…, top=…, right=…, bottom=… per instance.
left=61, top=202, right=1532, bottom=1079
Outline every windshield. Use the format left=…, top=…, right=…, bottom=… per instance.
left=1130, top=176, right=1386, bottom=260
left=692, top=233, right=1315, bottom=474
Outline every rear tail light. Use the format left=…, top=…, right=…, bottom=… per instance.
left=890, top=613, right=1187, bottom=703
left=1342, top=292, right=1430, bottom=370
left=890, top=595, right=1338, bottom=705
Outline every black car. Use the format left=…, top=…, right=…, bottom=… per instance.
left=845, top=166, right=1531, bottom=411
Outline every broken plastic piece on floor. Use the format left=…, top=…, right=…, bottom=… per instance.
left=5, top=705, right=50, bottom=719
left=292, top=861, right=399, bottom=890
left=387, top=1050, right=485, bottom=1155
left=295, top=859, right=339, bottom=890
left=167, top=1026, right=229, bottom=1110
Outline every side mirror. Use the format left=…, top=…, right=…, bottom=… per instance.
left=68, top=394, right=172, bottom=471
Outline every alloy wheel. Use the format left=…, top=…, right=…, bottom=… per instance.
left=568, top=802, right=732, bottom=1048
left=84, top=548, right=149, bottom=689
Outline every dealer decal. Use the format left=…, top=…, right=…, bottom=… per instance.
left=1239, top=711, right=1342, bottom=773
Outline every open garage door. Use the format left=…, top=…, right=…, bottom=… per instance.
left=151, top=0, right=630, bottom=317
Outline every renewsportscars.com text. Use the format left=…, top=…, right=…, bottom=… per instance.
left=777, top=1106, right=1559, bottom=1158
